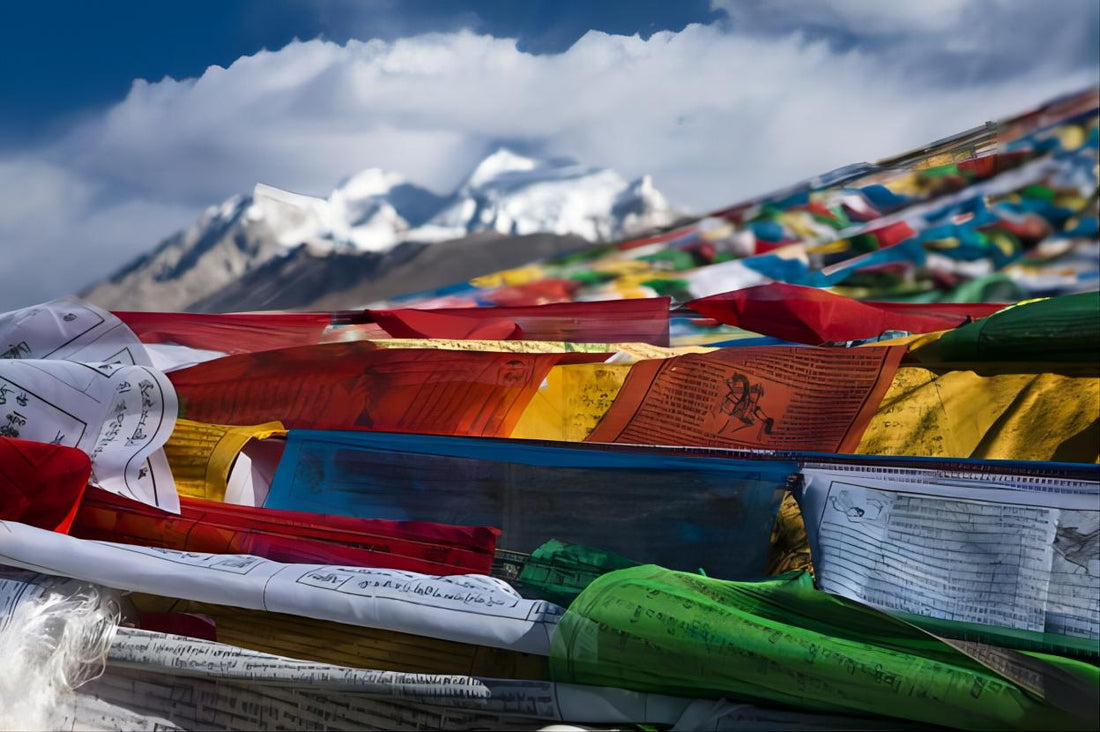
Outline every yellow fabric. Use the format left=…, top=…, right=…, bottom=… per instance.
left=606, top=272, right=678, bottom=292
left=700, top=222, right=735, bottom=240
left=589, top=259, right=654, bottom=276
left=669, top=331, right=754, bottom=347
left=856, top=364, right=1100, bottom=462
left=613, top=343, right=714, bottom=360
left=508, top=338, right=1099, bottom=463
left=368, top=338, right=710, bottom=360
left=468, top=264, right=546, bottom=288
left=765, top=492, right=813, bottom=577
left=511, top=363, right=632, bottom=442
left=164, top=419, right=286, bottom=501
left=806, top=240, right=853, bottom=256
left=369, top=338, right=616, bottom=354
left=1054, top=124, right=1086, bottom=152
left=608, top=281, right=662, bottom=299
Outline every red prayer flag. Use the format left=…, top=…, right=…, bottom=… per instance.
left=482, top=278, right=578, bottom=306
left=867, top=220, right=916, bottom=248
left=73, top=488, right=500, bottom=575
left=118, top=298, right=671, bottom=354
left=586, top=345, right=905, bottom=453
left=618, top=227, right=695, bottom=251
left=115, top=311, right=332, bottom=354
left=407, top=297, right=672, bottom=346
left=0, top=437, right=91, bottom=533
left=689, top=284, right=1008, bottom=345
left=169, top=342, right=595, bottom=436
left=137, top=612, right=218, bottom=642
left=373, top=309, right=523, bottom=340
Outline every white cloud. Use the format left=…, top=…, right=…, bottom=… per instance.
left=0, top=11, right=1097, bottom=310
left=713, top=0, right=972, bottom=36
left=711, top=0, right=1099, bottom=82
left=0, top=159, right=196, bottom=307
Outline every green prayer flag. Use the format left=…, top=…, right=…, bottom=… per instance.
left=550, top=566, right=1098, bottom=730
left=516, top=539, right=639, bottom=606
left=929, top=291, right=1100, bottom=362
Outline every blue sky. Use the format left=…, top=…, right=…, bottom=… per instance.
left=0, top=0, right=1097, bottom=309
left=0, top=0, right=720, bottom=145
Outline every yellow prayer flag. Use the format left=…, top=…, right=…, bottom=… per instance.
left=511, top=363, right=632, bottom=442
left=164, top=419, right=286, bottom=501
left=857, top=365, right=1099, bottom=462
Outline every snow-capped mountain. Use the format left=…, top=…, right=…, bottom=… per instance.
left=82, top=149, right=680, bottom=311
left=419, top=149, right=678, bottom=242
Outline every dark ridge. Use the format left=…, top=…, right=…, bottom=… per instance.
left=154, top=196, right=253, bottom=282
left=303, top=231, right=590, bottom=311
left=188, top=231, right=590, bottom=313
left=187, top=241, right=428, bottom=313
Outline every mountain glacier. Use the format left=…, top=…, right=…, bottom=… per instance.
left=82, top=149, right=680, bottom=311
left=419, top=149, right=677, bottom=242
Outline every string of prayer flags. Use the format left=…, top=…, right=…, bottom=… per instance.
left=0, top=86, right=1098, bottom=731
left=169, top=343, right=599, bottom=436
left=689, top=284, right=1008, bottom=345
left=72, top=487, right=500, bottom=575
left=585, top=346, right=904, bottom=452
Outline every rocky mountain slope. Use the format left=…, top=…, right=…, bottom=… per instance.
left=82, top=150, right=680, bottom=311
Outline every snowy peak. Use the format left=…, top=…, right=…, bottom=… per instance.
left=248, top=184, right=339, bottom=249
left=464, top=148, right=541, bottom=189
left=240, top=148, right=681, bottom=250
left=612, top=174, right=678, bottom=234
left=83, top=149, right=681, bottom=311
left=245, top=173, right=442, bottom=253
left=421, top=148, right=679, bottom=242
left=335, top=168, right=406, bottom=199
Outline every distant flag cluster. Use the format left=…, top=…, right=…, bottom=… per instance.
left=0, top=88, right=1097, bottom=730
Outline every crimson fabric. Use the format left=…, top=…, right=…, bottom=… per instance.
left=373, top=309, right=523, bottom=340
left=137, top=612, right=218, bottom=642
left=483, top=278, right=577, bottom=306
left=865, top=221, right=916, bottom=247
left=619, top=229, right=690, bottom=251
left=115, top=311, right=332, bottom=354
left=169, top=342, right=586, bottom=436
left=119, top=299, right=669, bottom=350
left=690, top=284, right=1008, bottom=344
left=382, top=297, right=672, bottom=346
left=73, top=488, right=500, bottom=575
left=586, top=346, right=904, bottom=453
left=0, top=437, right=91, bottom=533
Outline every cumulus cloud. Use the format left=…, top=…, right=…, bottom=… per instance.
left=1, top=7, right=1097, bottom=309
left=712, top=0, right=1099, bottom=48
left=0, top=159, right=196, bottom=306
